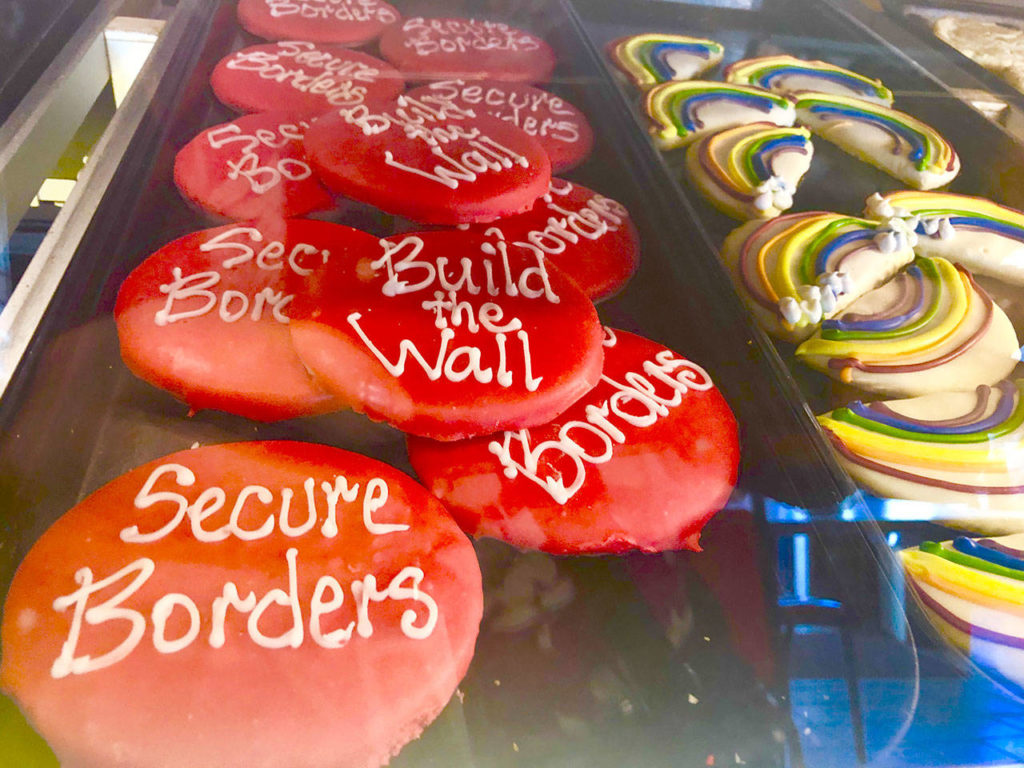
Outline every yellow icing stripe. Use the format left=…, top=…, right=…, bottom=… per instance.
left=902, top=548, right=1024, bottom=614
left=797, top=259, right=968, bottom=360
left=820, top=416, right=1019, bottom=469
left=767, top=214, right=836, bottom=300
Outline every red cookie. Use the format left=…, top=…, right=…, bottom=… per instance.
left=464, top=178, right=639, bottom=301
left=115, top=220, right=379, bottom=421
left=407, top=80, right=593, bottom=172
left=287, top=229, right=605, bottom=439
left=211, top=42, right=404, bottom=118
left=379, top=17, right=557, bottom=83
left=407, top=328, right=739, bottom=554
left=173, top=112, right=333, bottom=222
left=1, top=441, right=482, bottom=768
left=303, top=95, right=551, bottom=224
left=236, top=0, right=400, bottom=46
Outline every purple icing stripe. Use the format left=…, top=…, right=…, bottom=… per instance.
left=869, top=384, right=994, bottom=428
left=911, top=580, right=1024, bottom=650
left=980, top=539, right=1024, bottom=559
left=827, top=266, right=926, bottom=332
left=854, top=382, right=1015, bottom=436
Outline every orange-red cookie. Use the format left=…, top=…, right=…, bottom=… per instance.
left=236, top=0, right=400, bottom=46
left=114, top=220, right=378, bottom=421
left=378, top=17, right=556, bottom=83
left=174, top=112, right=333, bottom=223
left=287, top=229, right=604, bottom=439
left=406, top=80, right=593, bottom=172
left=303, top=95, right=551, bottom=224
left=463, top=178, right=639, bottom=301
left=407, top=328, right=739, bottom=554
left=1, top=441, right=482, bottom=768
left=210, top=42, right=404, bottom=119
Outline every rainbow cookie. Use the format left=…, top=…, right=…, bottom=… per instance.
left=646, top=81, right=796, bottom=150
left=794, top=92, right=960, bottom=190
left=721, top=212, right=916, bottom=343
left=821, top=385, right=1024, bottom=512
left=608, top=33, right=724, bottom=88
left=797, top=257, right=1020, bottom=397
left=866, top=191, right=1024, bottom=286
left=725, top=55, right=893, bottom=105
left=685, top=123, right=814, bottom=219
left=903, top=535, right=1024, bottom=694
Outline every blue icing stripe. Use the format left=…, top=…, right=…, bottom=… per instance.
left=852, top=386, right=1015, bottom=435
left=823, top=265, right=926, bottom=333
left=954, top=537, right=1024, bottom=572
left=648, top=42, right=715, bottom=83
left=750, top=134, right=808, bottom=180
left=916, top=215, right=1024, bottom=243
left=812, top=227, right=876, bottom=274
left=678, top=91, right=779, bottom=132
left=761, top=66, right=879, bottom=98
left=807, top=104, right=926, bottom=165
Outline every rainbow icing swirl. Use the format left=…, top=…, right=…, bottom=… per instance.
left=609, top=33, right=724, bottom=88
left=726, top=55, right=893, bottom=105
left=646, top=81, right=796, bottom=149
left=688, top=123, right=813, bottom=219
left=794, top=92, right=958, bottom=187
left=903, top=534, right=1024, bottom=693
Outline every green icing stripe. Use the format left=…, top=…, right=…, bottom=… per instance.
left=798, top=217, right=870, bottom=286
left=920, top=540, right=1024, bottom=581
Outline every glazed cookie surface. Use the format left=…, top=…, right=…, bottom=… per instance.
left=865, top=191, right=1024, bottom=286
left=821, top=384, right=1024, bottom=511
left=236, top=0, right=400, bottom=45
left=685, top=122, right=813, bottom=220
left=607, top=33, right=724, bottom=88
left=646, top=81, right=796, bottom=150
left=210, top=42, right=404, bottom=118
left=407, top=328, right=739, bottom=554
left=797, top=257, right=1020, bottom=397
left=721, top=212, right=916, bottom=343
left=794, top=92, right=960, bottom=189
left=1, top=441, right=483, bottom=768
left=725, top=55, right=893, bottom=105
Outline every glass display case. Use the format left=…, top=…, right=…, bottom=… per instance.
left=1, top=1, right=1023, bottom=766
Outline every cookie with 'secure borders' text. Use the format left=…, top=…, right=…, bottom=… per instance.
left=303, top=95, right=551, bottom=224
left=287, top=229, right=604, bottom=440
left=237, top=0, right=400, bottom=46
left=173, top=112, right=333, bottom=222
left=407, top=328, right=739, bottom=554
left=114, top=220, right=380, bottom=421
left=1, top=441, right=483, bottom=768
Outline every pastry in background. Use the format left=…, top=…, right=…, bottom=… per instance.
left=794, top=92, right=960, bottom=190
left=865, top=191, right=1024, bottom=286
left=932, top=15, right=1024, bottom=94
left=607, top=33, right=724, bottom=88
left=797, top=257, right=1020, bottom=397
left=820, top=383, right=1024, bottom=510
left=646, top=81, right=796, bottom=150
left=237, top=0, right=400, bottom=46
left=725, top=54, right=893, bottom=105
left=686, top=123, right=813, bottom=220
left=407, top=328, right=739, bottom=555
left=721, top=212, right=915, bottom=343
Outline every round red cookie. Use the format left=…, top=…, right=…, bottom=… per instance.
left=287, top=229, right=605, bottom=440
left=211, top=42, right=404, bottom=118
left=1, top=441, right=482, bottom=768
left=464, top=178, right=639, bottom=301
left=173, top=112, right=333, bottom=222
left=407, top=80, right=593, bottom=172
left=407, top=328, right=739, bottom=554
left=236, top=0, right=400, bottom=46
left=379, top=17, right=557, bottom=83
left=303, top=95, right=551, bottom=224
left=115, top=220, right=379, bottom=421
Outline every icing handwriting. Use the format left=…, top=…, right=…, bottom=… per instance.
left=205, top=121, right=312, bottom=194
left=49, top=549, right=436, bottom=678
left=488, top=351, right=714, bottom=503
left=264, top=0, right=397, bottom=23
left=400, top=17, right=541, bottom=56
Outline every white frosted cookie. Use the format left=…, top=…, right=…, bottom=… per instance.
left=794, top=92, right=960, bottom=190
left=865, top=191, right=1024, bottom=287
left=686, top=123, right=813, bottom=220
left=608, top=33, right=724, bottom=88
left=645, top=81, right=796, bottom=150
left=725, top=55, right=893, bottom=106
left=797, top=257, right=1020, bottom=397
left=820, top=384, right=1024, bottom=512
left=721, top=212, right=916, bottom=343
